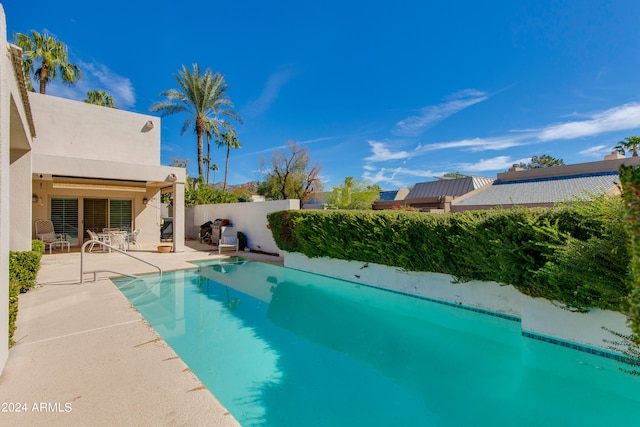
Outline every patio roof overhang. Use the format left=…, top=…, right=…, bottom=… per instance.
left=32, top=153, right=186, bottom=190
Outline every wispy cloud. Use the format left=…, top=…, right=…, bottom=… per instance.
left=579, top=145, right=611, bottom=158
left=48, top=61, right=135, bottom=108
left=538, top=103, right=640, bottom=141
left=243, top=67, right=298, bottom=118
left=394, top=89, right=489, bottom=137
left=363, top=166, right=442, bottom=187
left=239, top=136, right=335, bottom=158
left=416, top=136, right=525, bottom=153
left=457, top=156, right=531, bottom=172
left=364, top=140, right=413, bottom=162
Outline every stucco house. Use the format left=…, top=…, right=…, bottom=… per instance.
left=0, top=5, right=185, bottom=373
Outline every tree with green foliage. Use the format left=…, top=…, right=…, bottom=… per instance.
left=84, top=90, right=116, bottom=108
left=13, top=30, right=82, bottom=94
left=442, top=172, right=465, bottom=179
left=326, top=177, right=381, bottom=209
left=615, top=136, right=640, bottom=157
left=185, top=178, right=239, bottom=206
left=518, top=154, right=565, bottom=169
left=150, top=64, right=242, bottom=179
left=218, top=131, right=242, bottom=191
left=258, top=141, right=322, bottom=208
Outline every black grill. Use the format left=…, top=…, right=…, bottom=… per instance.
left=199, top=221, right=214, bottom=243
left=199, top=219, right=230, bottom=244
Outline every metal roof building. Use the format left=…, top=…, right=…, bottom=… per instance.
left=451, top=153, right=640, bottom=212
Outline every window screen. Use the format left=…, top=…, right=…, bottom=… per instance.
left=109, top=199, right=133, bottom=231
left=51, top=198, right=79, bottom=244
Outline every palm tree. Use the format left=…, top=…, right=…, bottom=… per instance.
left=615, top=136, right=640, bottom=157
left=13, top=30, right=82, bottom=94
left=84, top=90, right=116, bottom=108
left=217, top=131, right=242, bottom=191
left=211, top=163, right=219, bottom=184
left=149, top=64, right=242, bottom=179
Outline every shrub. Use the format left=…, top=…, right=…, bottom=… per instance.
left=8, top=280, right=20, bottom=345
left=32, top=239, right=45, bottom=254
left=620, top=165, right=640, bottom=339
left=267, top=198, right=630, bottom=312
left=9, top=245, right=43, bottom=293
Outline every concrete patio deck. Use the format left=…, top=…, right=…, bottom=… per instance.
left=0, top=241, right=282, bottom=426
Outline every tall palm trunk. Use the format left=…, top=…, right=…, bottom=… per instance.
left=223, top=145, right=231, bottom=191
left=195, top=117, right=206, bottom=179
left=39, top=62, right=49, bottom=94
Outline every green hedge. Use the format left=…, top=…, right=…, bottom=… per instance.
left=620, top=165, right=640, bottom=339
left=8, top=240, right=44, bottom=345
left=268, top=197, right=630, bottom=312
left=9, top=249, right=43, bottom=293
left=8, top=280, right=20, bottom=346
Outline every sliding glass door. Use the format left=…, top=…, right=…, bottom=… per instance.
left=51, top=198, right=79, bottom=245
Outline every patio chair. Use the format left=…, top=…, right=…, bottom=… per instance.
left=86, top=230, right=110, bottom=252
left=109, top=231, right=128, bottom=251
left=218, top=227, right=239, bottom=254
left=35, top=219, right=70, bottom=254
left=126, top=229, right=141, bottom=250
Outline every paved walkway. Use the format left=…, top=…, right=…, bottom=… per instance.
left=0, top=241, right=282, bottom=426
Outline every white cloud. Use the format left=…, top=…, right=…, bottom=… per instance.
left=416, top=136, right=525, bottom=154
left=579, top=145, right=610, bottom=158
left=362, top=165, right=441, bottom=187
left=457, top=156, right=531, bottom=172
left=364, top=141, right=412, bottom=162
left=394, top=89, right=488, bottom=137
left=538, top=103, right=640, bottom=141
left=243, top=67, right=298, bottom=118
left=48, top=61, right=135, bottom=108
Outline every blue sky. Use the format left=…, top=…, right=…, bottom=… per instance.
left=6, top=1, right=640, bottom=189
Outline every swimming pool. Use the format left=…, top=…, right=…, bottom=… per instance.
left=112, top=258, right=640, bottom=426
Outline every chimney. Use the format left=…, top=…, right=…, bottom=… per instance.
left=604, top=151, right=625, bottom=160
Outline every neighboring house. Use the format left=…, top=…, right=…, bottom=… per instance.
left=0, top=5, right=185, bottom=373
left=381, top=176, right=494, bottom=212
left=451, top=153, right=640, bottom=212
left=372, top=188, right=410, bottom=210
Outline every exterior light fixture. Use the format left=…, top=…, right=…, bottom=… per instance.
left=143, top=197, right=148, bottom=205
left=146, top=120, right=154, bottom=128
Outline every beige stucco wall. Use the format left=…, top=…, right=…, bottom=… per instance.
left=28, top=93, right=186, bottom=251
left=1, top=4, right=36, bottom=373
left=29, top=92, right=160, bottom=166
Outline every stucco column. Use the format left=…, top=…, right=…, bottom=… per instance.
left=172, top=182, right=185, bottom=252
left=9, top=150, right=32, bottom=250
left=0, top=5, right=10, bottom=373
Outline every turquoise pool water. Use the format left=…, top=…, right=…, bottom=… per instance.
left=112, top=259, right=640, bottom=426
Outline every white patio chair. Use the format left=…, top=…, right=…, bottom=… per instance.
left=109, top=231, right=127, bottom=251
left=126, top=229, right=141, bottom=250
left=86, top=230, right=110, bottom=252
left=218, top=227, right=239, bottom=254
left=35, top=219, right=70, bottom=254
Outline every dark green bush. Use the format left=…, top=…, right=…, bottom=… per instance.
left=9, top=280, right=20, bottom=345
left=32, top=239, right=45, bottom=254
left=267, top=197, right=630, bottom=312
left=620, top=165, right=640, bottom=338
left=9, top=245, right=43, bottom=293
left=8, top=241, right=44, bottom=344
